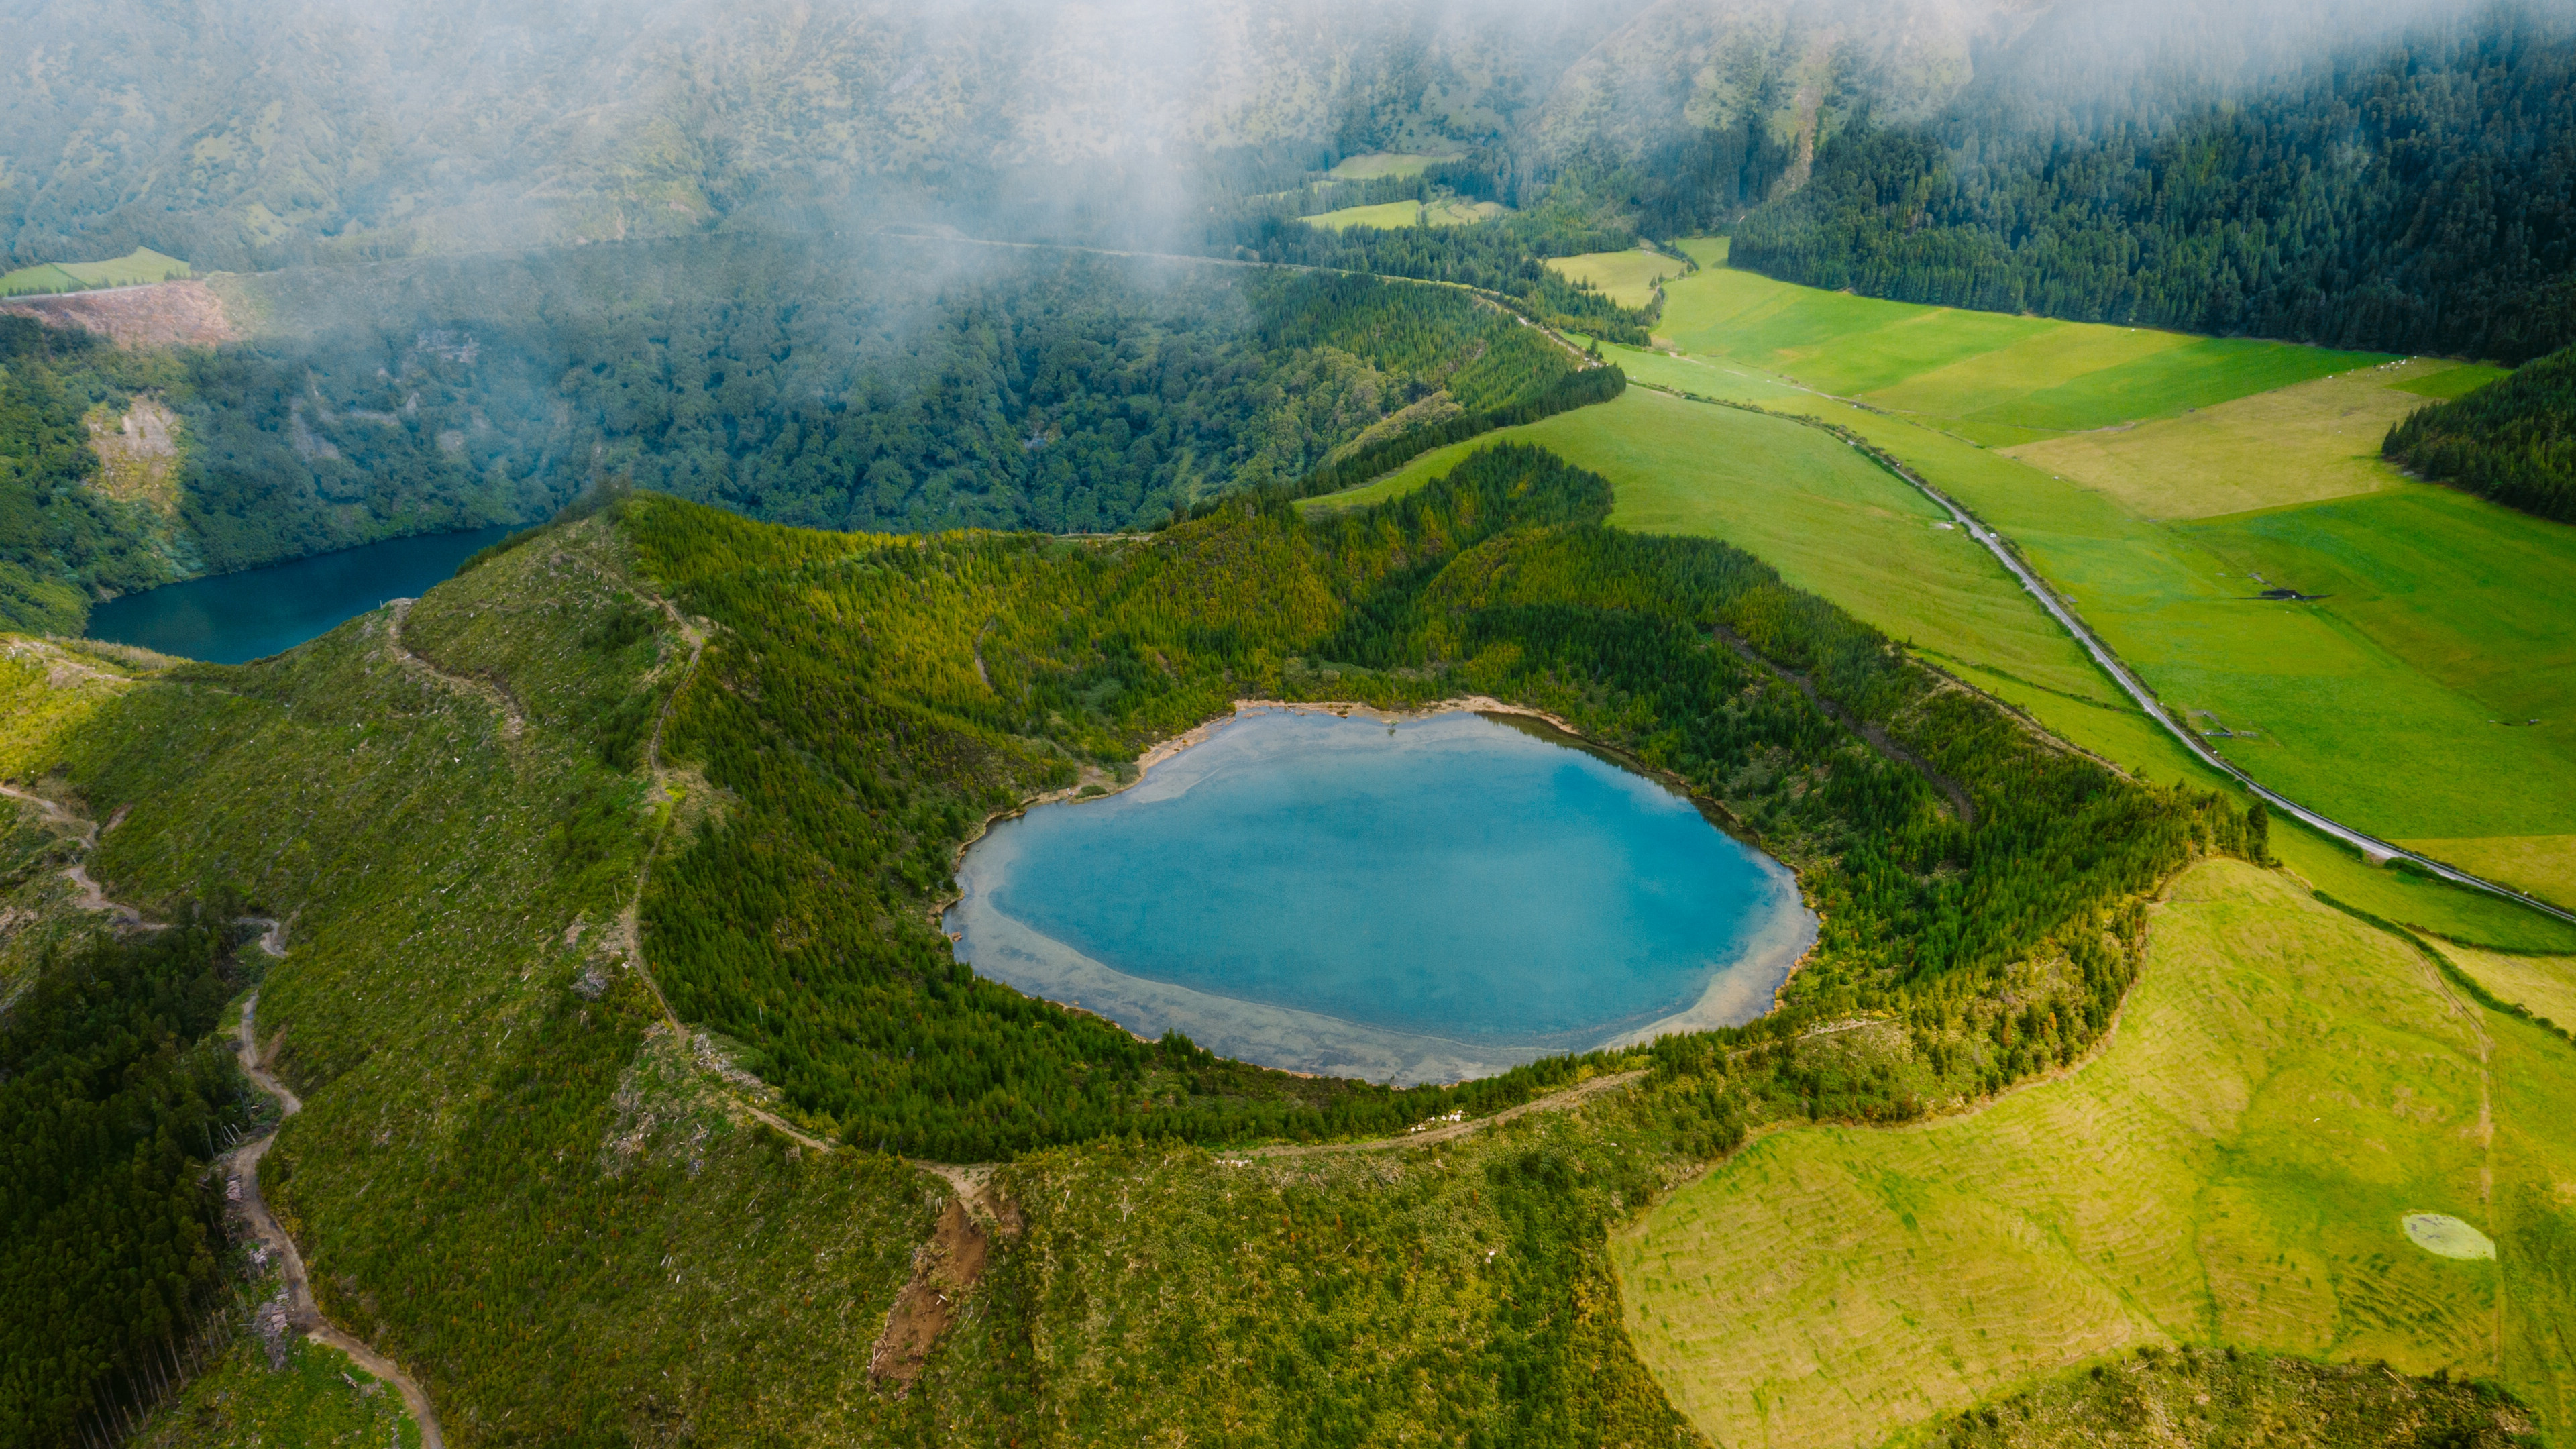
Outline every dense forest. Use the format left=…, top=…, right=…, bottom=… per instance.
left=0, top=911, right=252, bottom=1449
left=2384, top=343, right=2576, bottom=520
left=600, top=442, right=2259, bottom=1159
left=1731, top=5, right=2576, bottom=362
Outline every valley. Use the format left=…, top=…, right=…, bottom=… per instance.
left=5, top=4, right=2576, bottom=1447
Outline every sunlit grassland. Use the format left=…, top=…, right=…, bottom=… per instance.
left=1660, top=239, right=2384, bottom=443
left=2003, top=359, right=2506, bottom=520
left=2441, top=941, right=2576, bottom=1032
left=1614, top=857, right=2576, bottom=1448
left=0, top=246, right=191, bottom=295
left=1609, top=320, right=2576, bottom=855
left=2401, top=836, right=2576, bottom=912
left=1543, top=250, right=1678, bottom=309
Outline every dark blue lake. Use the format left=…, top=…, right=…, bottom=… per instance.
left=947, top=708, right=1815, bottom=1083
left=85, top=526, right=517, bottom=664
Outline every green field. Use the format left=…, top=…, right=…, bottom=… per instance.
left=1542, top=250, right=1679, bottom=309
left=2443, top=942, right=2576, bottom=1030
left=1614, top=252, right=2576, bottom=900
left=1658, top=239, right=2385, bottom=444
left=2004, top=358, right=2506, bottom=520
left=0, top=246, right=190, bottom=295
left=1615, top=857, right=2576, bottom=1448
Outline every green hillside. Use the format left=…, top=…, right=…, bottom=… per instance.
left=1, top=440, right=2275, bottom=1444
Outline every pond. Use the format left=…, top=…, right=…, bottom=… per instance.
left=946, top=707, right=1816, bottom=1085
left=85, top=526, right=518, bottom=664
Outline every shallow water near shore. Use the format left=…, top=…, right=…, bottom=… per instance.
left=85, top=525, right=517, bottom=664
left=947, top=708, right=1816, bottom=1084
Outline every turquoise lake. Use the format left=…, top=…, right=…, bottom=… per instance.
left=85, top=526, right=517, bottom=664
left=946, top=709, right=1815, bottom=1083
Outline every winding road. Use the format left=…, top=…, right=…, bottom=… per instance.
left=1864, top=444, right=2576, bottom=928
left=1634, top=382, right=2576, bottom=930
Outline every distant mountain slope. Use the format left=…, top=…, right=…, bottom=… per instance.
left=0, top=0, right=2030, bottom=268
left=1731, top=2, right=2576, bottom=362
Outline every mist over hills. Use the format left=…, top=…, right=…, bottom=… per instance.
left=0, top=0, right=2041, bottom=266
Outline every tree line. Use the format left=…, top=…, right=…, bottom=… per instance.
left=1729, top=5, right=2576, bottom=364
left=2385, top=344, right=2576, bottom=521
left=0, top=910, right=255, bottom=1449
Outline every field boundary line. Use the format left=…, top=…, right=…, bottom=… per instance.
left=1634, top=382, right=2576, bottom=928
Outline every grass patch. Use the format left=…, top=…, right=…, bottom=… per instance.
left=1544, top=250, right=1678, bottom=309
left=2438, top=941, right=2576, bottom=1033
left=1615, top=857, right=2576, bottom=1448
left=1299, top=199, right=1505, bottom=231
left=0, top=246, right=191, bottom=296
left=2398, top=835, right=2576, bottom=911
left=2394, top=363, right=2512, bottom=400
left=2003, top=359, right=2448, bottom=519
left=1619, top=319, right=2576, bottom=848
left=1656, top=239, right=2385, bottom=433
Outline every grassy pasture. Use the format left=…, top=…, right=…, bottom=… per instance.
left=1326, top=151, right=1438, bottom=180
left=1613, top=315, right=2576, bottom=848
left=1659, top=239, right=2385, bottom=439
left=2004, top=360, right=2449, bottom=520
left=2400, top=836, right=2576, bottom=911
left=1615, top=857, right=2576, bottom=1448
left=1299, top=200, right=1423, bottom=231
left=1543, top=250, right=1679, bottom=309
left=2440, top=941, right=2576, bottom=1030
left=2394, top=363, right=2510, bottom=400
left=0, top=246, right=190, bottom=295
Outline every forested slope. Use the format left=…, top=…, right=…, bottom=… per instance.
left=2385, top=344, right=2576, bottom=521
left=1, top=237, right=1603, bottom=634
left=1731, top=5, right=2576, bottom=363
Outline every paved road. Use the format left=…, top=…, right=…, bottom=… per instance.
left=1856, top=440, right=2576, bottom=928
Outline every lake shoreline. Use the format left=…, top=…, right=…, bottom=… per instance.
left=936, top=698, right=1827, bottom=1077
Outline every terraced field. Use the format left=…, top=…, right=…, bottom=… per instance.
left=1614, top=857, right=2576, bottom=1448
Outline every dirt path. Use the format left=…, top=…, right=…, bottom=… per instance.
left=1, top=782, right=168, bottom=930
left=1251, top=1068, right=1651, bottom=1159
left=614, top=599, right=709, bottom=1030
left=229, top=991, right=446, bottom=1449
left=384, top=598, right=525, bottom=740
